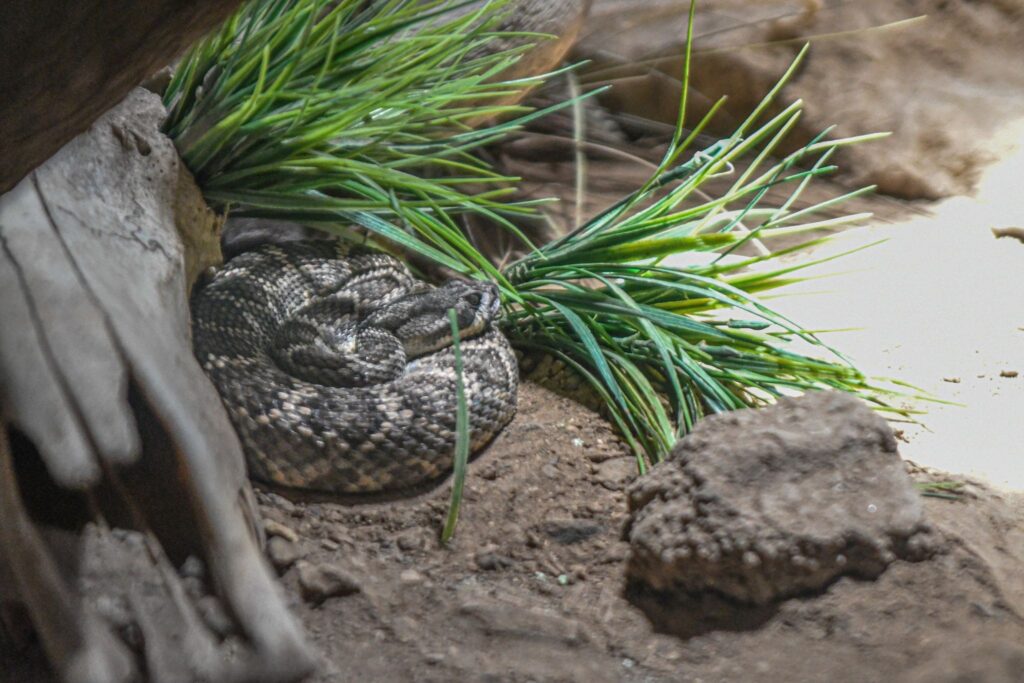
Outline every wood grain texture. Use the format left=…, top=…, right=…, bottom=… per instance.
left=0, top=89, right=314, bottom=682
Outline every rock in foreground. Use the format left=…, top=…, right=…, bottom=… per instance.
left=625, top=392, right=934, bottom=606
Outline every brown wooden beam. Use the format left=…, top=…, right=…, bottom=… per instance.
left=0, top=0, right=245, bottom=195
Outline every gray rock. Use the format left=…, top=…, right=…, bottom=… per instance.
left=263, top=520, right=299, bottom=543
left=455, top=598, right=589, bottom=646
left=596, top=457, right=637, bottom=491
left=395, top=528, right=429, bottom=552
left=625, top=392, right=935, bottom=605
left=295, top=561, right=362, bottom=605
left=267, top=536, right=302, bottom=574
left=474, top=549, right=515, bottom=571
left=195, top=596, right=235, bottom=639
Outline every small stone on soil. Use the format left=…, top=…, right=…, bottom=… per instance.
left=296, top=561, right=362, bottom=605
left=455, top=598, right=589, bottom=646
left=264, top=519, right=299, bottom=543
left=196, top=596, right=235, bottom=638
left=399, top=569, right=425, bottom=585
left=395, top=528, right=429, bottom=552
left=179, top=555, right=205, bottom=579
left=475, top=548, right=515, bottom=571
left=257, top=490, right=296, bottom=513
left=596, top=457, right=637, bottom=491
left=267, top=536, right=302, bottom=573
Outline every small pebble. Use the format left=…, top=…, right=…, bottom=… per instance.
left=327, top=529, right=351, bottom=545
left=396, top=529, right=427, bottom=552
left=196, top=596, right=235, bottom=638
left=267, top=536, right=301, bottom=573
left=296, top=561, right=362, bottom=605
left=399, top=569, right=424, bottom=585
left=179, top=556, right=205, bottom=579
left=264, top=520, right=299, bottom=543
left=475, top=549, right=514, bottom=571
left=596, top=457, right=637, bottom=491
left=258, top=491, right=296, bottom=513
left=94, top=595, right=132, bottom=629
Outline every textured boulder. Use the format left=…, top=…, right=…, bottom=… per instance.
left=625, top=391, right=934, bottom=606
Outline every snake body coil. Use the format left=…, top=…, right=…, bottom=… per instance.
left=191, top=240, right=518, bottom=494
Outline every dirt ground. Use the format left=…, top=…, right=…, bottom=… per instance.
left=249, top=383, right=1024, bottom=683
left=3, top=383, right=1023, bottom=683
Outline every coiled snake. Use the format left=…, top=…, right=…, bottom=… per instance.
left=191, top=240, right=518, bottom=494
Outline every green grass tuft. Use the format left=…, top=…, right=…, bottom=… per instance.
left=163, top=0, right=575, bottom=260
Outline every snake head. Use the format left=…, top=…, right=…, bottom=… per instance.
left=450, top=279, right=501, bottom=327
left=366, top=279, right=501, bottom=358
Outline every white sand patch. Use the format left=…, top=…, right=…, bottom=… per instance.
left=761, top=137, right=1024, bottom=489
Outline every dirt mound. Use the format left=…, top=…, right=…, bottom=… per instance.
left=625, top=392, right=935, bottom=607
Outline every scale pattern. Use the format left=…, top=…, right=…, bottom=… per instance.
left=191, top=240, right=518, bottom=494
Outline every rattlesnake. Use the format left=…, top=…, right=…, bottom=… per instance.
left=191, top=240, right=518, bottom=495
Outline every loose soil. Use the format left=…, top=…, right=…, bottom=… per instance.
left=3, top=382, right=1022, bottom=682
left=253, top=382, right=1024, bottom=682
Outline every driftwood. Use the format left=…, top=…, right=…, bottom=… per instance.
left=0, top=0, right=245, bottom=195
left=0, top=90, right=314, bottom=682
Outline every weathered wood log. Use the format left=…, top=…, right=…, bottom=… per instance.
left=0, top=429, right=136, bottom=683
left=0, top=89, right=315, bottom=682
left=0, top=0, right=245, bottom=195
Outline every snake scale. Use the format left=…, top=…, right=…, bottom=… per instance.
left=191, top=240, right=518, bottom=495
